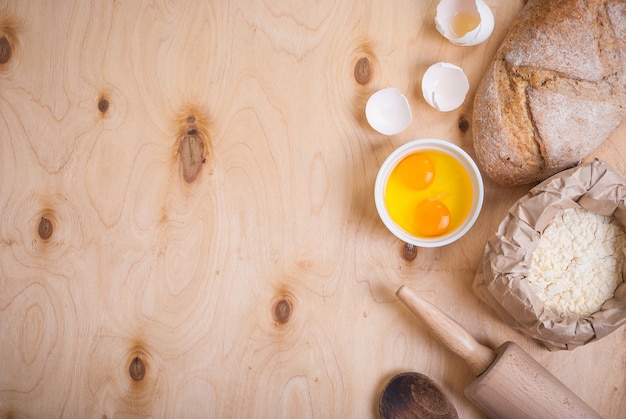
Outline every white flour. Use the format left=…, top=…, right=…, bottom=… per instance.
left=527, top=207, right=626, bottom=318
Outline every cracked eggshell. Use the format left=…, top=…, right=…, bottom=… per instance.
left=435, top=0, right=494, bottom=46
left=365, top=88, right=412, bottom=135
left=422, top=62, right=469, bottom=112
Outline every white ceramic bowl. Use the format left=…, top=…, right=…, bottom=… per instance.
left=375, top=139, right=484, bottom=247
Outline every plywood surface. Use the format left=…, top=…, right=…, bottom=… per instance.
left=0, top=1, right=624, bottom=417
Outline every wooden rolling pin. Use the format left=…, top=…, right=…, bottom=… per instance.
left=396, top=285, right=602, bottom=419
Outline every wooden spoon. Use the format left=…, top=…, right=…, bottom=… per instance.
left=379, top=372, right=458, bottom=419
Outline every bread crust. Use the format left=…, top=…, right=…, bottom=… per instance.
left=473, top=0, right=626, bottom=186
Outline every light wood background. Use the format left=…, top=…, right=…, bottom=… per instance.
left=0, top=1, right=624, bottom=418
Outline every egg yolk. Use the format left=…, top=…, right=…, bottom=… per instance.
left=395, top=153, right=435, bottom=190
left=414, top=199, right=451, bottom=237
left=383, top=149, right=472, bottom=239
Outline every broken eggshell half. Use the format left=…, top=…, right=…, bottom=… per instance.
left=365, top=88, right=412, bottom=135
left=435, top=0, right=494, bottom=46
left=421, top=62, right=469, bottom=112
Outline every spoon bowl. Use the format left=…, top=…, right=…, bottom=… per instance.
left=379, top=372, right=458, bottom=419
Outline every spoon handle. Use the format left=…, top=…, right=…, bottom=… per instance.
left=396, top=285, right=495, bottom=376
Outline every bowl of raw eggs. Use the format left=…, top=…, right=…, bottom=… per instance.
left=375, top=139, right=484, bottom=247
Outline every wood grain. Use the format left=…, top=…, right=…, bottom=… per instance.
left=0, top=1, right=624, bottom=418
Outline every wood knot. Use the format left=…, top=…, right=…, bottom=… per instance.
left=98, top=97, right=110, bottom=114
left=129, top=356, right=146, bottom=381
left=272, top=295, right=293, bottom=325
left=458, top=116, right=469, bottom=133
left=178, top=115, right=206, bottom=183
left=0, top=36, right=11, bottom=65
left=402, top=243, right=418, bottom=262
left=38, top=216, right=53, bottom=240
left=354, top=57, right=372, bottom=85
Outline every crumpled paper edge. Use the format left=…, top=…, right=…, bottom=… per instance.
left=473, top=159, right=626, bottom=350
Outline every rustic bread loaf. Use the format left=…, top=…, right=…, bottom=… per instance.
left=472, top=0, right=626, bottom=186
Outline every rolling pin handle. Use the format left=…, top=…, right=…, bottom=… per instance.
left=396, top=285, right=496, bottom=376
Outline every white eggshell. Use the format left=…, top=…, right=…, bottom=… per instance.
left=365, top=88, right=412, bottom=135
left=435, top=0, right=494, bottom=46
left=421, top=62, right=469, bottom=112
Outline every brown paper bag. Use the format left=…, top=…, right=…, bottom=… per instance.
left=473, top=159, right=626, bottom=350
